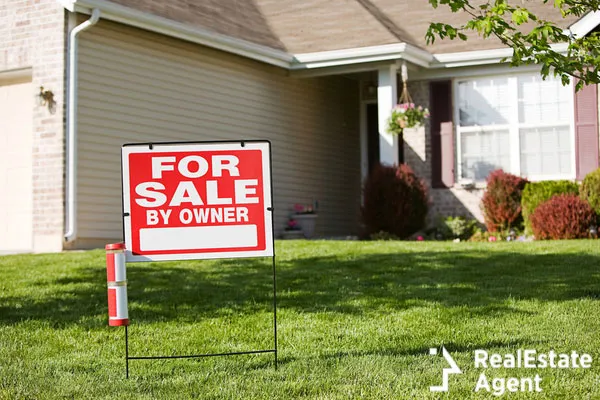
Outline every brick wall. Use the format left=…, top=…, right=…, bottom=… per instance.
left=1, top=1, right=66, bottom=252
left=404, top=81, right=431, bottom=181
left=404, top=80, right=484, bottom=223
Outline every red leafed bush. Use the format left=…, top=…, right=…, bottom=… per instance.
left=530, top=194, right=596, bottom=240
left=362, top=163, right=428, bottom=239
left=481, top=170, right=528, bottom=232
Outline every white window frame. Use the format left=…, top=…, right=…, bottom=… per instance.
left=453, top=73, right=575, bottom=184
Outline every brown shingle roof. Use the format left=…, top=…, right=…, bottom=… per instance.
left=252, top=0, right=400, bottom=53
left=108, top=0, right=287, bottom=50
left=366, top=0, right=581, bottom=53
left=108, top=0, right=583, bottom=54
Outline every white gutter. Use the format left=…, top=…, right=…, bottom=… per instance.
left=292, top=43, right=433, bottom=69
left=567, top=10, right=600, bottom=38
left=57, top=0, right=293, bottom=68
left=56, top=0, right=435, bottom=70
left=431, top=42, right=570, bottom=68
left=64, top=8, right=100, bottom=243
left=57, top=0, right=590, bottom=73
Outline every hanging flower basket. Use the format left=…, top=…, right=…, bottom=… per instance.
left=386, top=63, right=430, bottom=136
left=387, top=103, right=430, bottom=135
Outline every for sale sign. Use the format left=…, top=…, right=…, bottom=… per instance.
left=121, top=141, right=273, bottom=262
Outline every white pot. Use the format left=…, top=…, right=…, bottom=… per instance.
left=294, top=214, right=318, bottom=238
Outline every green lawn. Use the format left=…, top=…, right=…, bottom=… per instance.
left=1, top=241, right=599, bottom=399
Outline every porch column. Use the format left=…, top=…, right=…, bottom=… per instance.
left=378, top=64, right=399, bottom=165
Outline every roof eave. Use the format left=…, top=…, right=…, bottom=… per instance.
left=567, top=10, right=600, bottom=38
left=291, top=43, right=433, bottom=70
left=57, top=0, right=294, bottom=68
left=57, top=0, right=577, bottom=75
left=432, top=43, right=569, bottom=68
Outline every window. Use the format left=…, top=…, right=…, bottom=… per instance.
left=456, top=73, right=573, bottom=182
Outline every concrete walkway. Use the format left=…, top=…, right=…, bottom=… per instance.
left=0, top=250, right=31, bottom=255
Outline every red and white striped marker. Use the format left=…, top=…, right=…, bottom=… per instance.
left=106, top=243, right=129, bottom=326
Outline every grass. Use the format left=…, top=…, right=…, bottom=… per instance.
left=1, top=240, right=600, bottom=399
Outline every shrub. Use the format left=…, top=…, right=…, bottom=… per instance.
left=481, top=170, right=528, bottom=232
left=362, top=164, right=428, bottom=239
left=530, top=194, right=596, bottom=240
left=521, top=180, right=579, bottom=233
left=580, top=168, right=600, bottom=218
left=436, top=216, right=479, bottom=240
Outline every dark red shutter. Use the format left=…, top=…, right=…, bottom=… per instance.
left=575, top=83, right=599, bottom=180
left=440, top=122, right=455, bottom=187
left=430, top=81, right=454, bottom=187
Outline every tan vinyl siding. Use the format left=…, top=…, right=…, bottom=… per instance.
left=76, top=20, right=360, bottom=246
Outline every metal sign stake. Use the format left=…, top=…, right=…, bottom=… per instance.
left=122, top=254, right=277, bottom=378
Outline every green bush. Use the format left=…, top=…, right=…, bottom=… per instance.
left=521, top=180, right=579, bottom=234
left=436, top=216, right=479, bottom=240
left=580, top=168, right=600, bottom=218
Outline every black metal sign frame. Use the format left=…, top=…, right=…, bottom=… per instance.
left=119, top=140, right=277, bottom=378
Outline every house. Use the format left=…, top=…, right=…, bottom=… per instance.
left=1, top=0, right=599, bottom=253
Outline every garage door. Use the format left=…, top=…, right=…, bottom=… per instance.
left=0, top=80, right=33, bottom=252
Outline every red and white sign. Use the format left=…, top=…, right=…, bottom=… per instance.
left=121, top=141, right=273, bottom=262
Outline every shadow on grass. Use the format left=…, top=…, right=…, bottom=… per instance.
left=1, top=249, right=599, bottom=328
left=320, top=337, right=549, bottom=360
left=245, top=337, right=551, bottom=368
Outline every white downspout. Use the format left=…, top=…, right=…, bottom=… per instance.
left=65, top=9, right=101, bottom=243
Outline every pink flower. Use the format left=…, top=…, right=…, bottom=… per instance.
left=293, top=204, right=305, bottom=213
left=488, top=236, right=497, bottom=242
left=417, top=236, right=424, bottom=241
left=395, top=103, right=415, bottom=110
